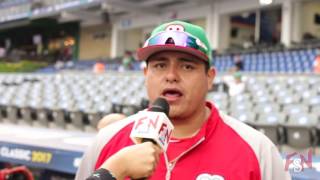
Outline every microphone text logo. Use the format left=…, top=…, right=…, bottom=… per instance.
left=158, top=123, right=171, bottom=146
left=134, top=115, right=160, bottom=133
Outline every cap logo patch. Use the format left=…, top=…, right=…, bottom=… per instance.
left=165, top=24, right=185, bottom=32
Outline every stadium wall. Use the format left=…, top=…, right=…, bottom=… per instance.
left=302, top=0, right=320, bottom=39
left=79, top=23, right=112, bottom=60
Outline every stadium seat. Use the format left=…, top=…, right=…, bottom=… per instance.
left=285, top=114, right=318, bottom=149
left=207, top=92, right=228, bottom=102
left=300, top=90, right=318, bottom=103
left=69, top=110, right=85, bottom=131
left=20, top=107, right=34, bottom=125
left=112, top=101, right=123, bottom=114
left=308, top=77, right=320, bottom=88
left=311, top=106, right=320, bottom=115
left=36, top=108, right=51, bottom=127
left=0, top=105, right=5, bottom=122
left=275, top=91, right=299, bottom=105
left=6, top=106, right=19, bottom=124
left=207, top=92, right=229, bottom=112
left=252, top=93, right=275, bottom=104
left=230, top=101, right=253, bottom=113
left=304, top=96, right=320, bottom=107
left=211, top=82, right=229, bottom=93
left=230, top=93, right=251, bottom=104
left=231, top=111, right=256, bottom=125
left=121, top=105, right=140, bottom=116
left=52, top=109, right=67, bottom=129
left=87, top=111, right=102, bottom=129
left=255, top=113, right=286, bottom=145
left=282, top=104, right=309, bottom=116
left=247, top=82, right=267, bottom=93
left=290, top=83, right=309, bottom=94
left=254, top=103, right=280, bottom=114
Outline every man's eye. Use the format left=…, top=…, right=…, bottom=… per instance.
left=154, top=63, right=166, bottom=69
left=182, top=64, right=194, bottom=70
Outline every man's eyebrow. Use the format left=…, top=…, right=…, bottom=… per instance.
left=178, top=57, right=201, bottom=64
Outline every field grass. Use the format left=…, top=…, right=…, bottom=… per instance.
left=0, top=60, right=48, bottom=72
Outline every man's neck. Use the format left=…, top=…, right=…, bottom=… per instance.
left=171, top=105, right=211, bottom=139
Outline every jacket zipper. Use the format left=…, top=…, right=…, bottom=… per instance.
left=164, top=137, right=205, bottom=180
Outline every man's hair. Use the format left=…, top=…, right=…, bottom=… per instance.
left=204, top=62, right=210, bottom=72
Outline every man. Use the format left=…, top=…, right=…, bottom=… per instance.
left=232, top=54, right=244, bottom=72
left=76, top=20, right=290, bottom=180
left=223, top=72, right=245, bottom=97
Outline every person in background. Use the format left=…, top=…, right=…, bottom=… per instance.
left=63, top=45, right=74, bottom=68
left=233, top=54, right=244, bottom=71
left=0, top=46, right=6, bottom=58
left=121, top=50, right=134, bottom=71
left=313, top=48, right=320, bottom=74
left=54, top=48, right=65, bottom=70
left=93, top=61, right=106, bottom=74
left=223, top=71, right=246, bottom=97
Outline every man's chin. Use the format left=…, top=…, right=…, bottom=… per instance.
left=168, top=111, right=185, bottom=121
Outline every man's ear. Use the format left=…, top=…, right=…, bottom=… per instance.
left=143, top=66, right=148, bottom=87
left=143, top=66, right=147, bottom=76
left=207, top=67, right=216, bottom=90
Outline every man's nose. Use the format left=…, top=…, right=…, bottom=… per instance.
left=165, top=66, right=180, bottom=83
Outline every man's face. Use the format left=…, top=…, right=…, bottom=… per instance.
left=144, top=51, right=215, bottom=120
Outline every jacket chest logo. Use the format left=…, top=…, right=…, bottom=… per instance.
left=196, top=173, right=224, bottom=180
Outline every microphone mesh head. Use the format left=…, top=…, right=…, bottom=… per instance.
left=150, top=97, right=169, bottom=116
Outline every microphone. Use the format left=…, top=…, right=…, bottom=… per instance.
left=148, top=97, right=169, bottom=115
left=130, top=97, right=173, bottom=151
left=130, top=97, right=174, bottom=179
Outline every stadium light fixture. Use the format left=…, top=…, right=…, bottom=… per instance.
left=259, top=0, right=273, bottom=5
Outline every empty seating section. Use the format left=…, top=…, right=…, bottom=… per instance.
left=213, top=48, right=318, bottom=73
left=0, top=72, right=319, bottom=149
left=208, top=74, right=320, bottom=148
left=0, top=73, right=146, bottom=132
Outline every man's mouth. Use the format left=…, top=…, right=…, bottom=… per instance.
left=161, top=88, right=183, bottom=102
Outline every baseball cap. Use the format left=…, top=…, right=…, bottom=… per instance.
left=137, top=20, right=212, bottom=65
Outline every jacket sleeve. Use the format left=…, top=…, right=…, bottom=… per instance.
left=75, top=115, right=137, bottom=180
left=258, top=136, right=292, bottom=180
left=219, top=112, right=291, bottom=180
left=75, top=132, right=105, bottom=180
